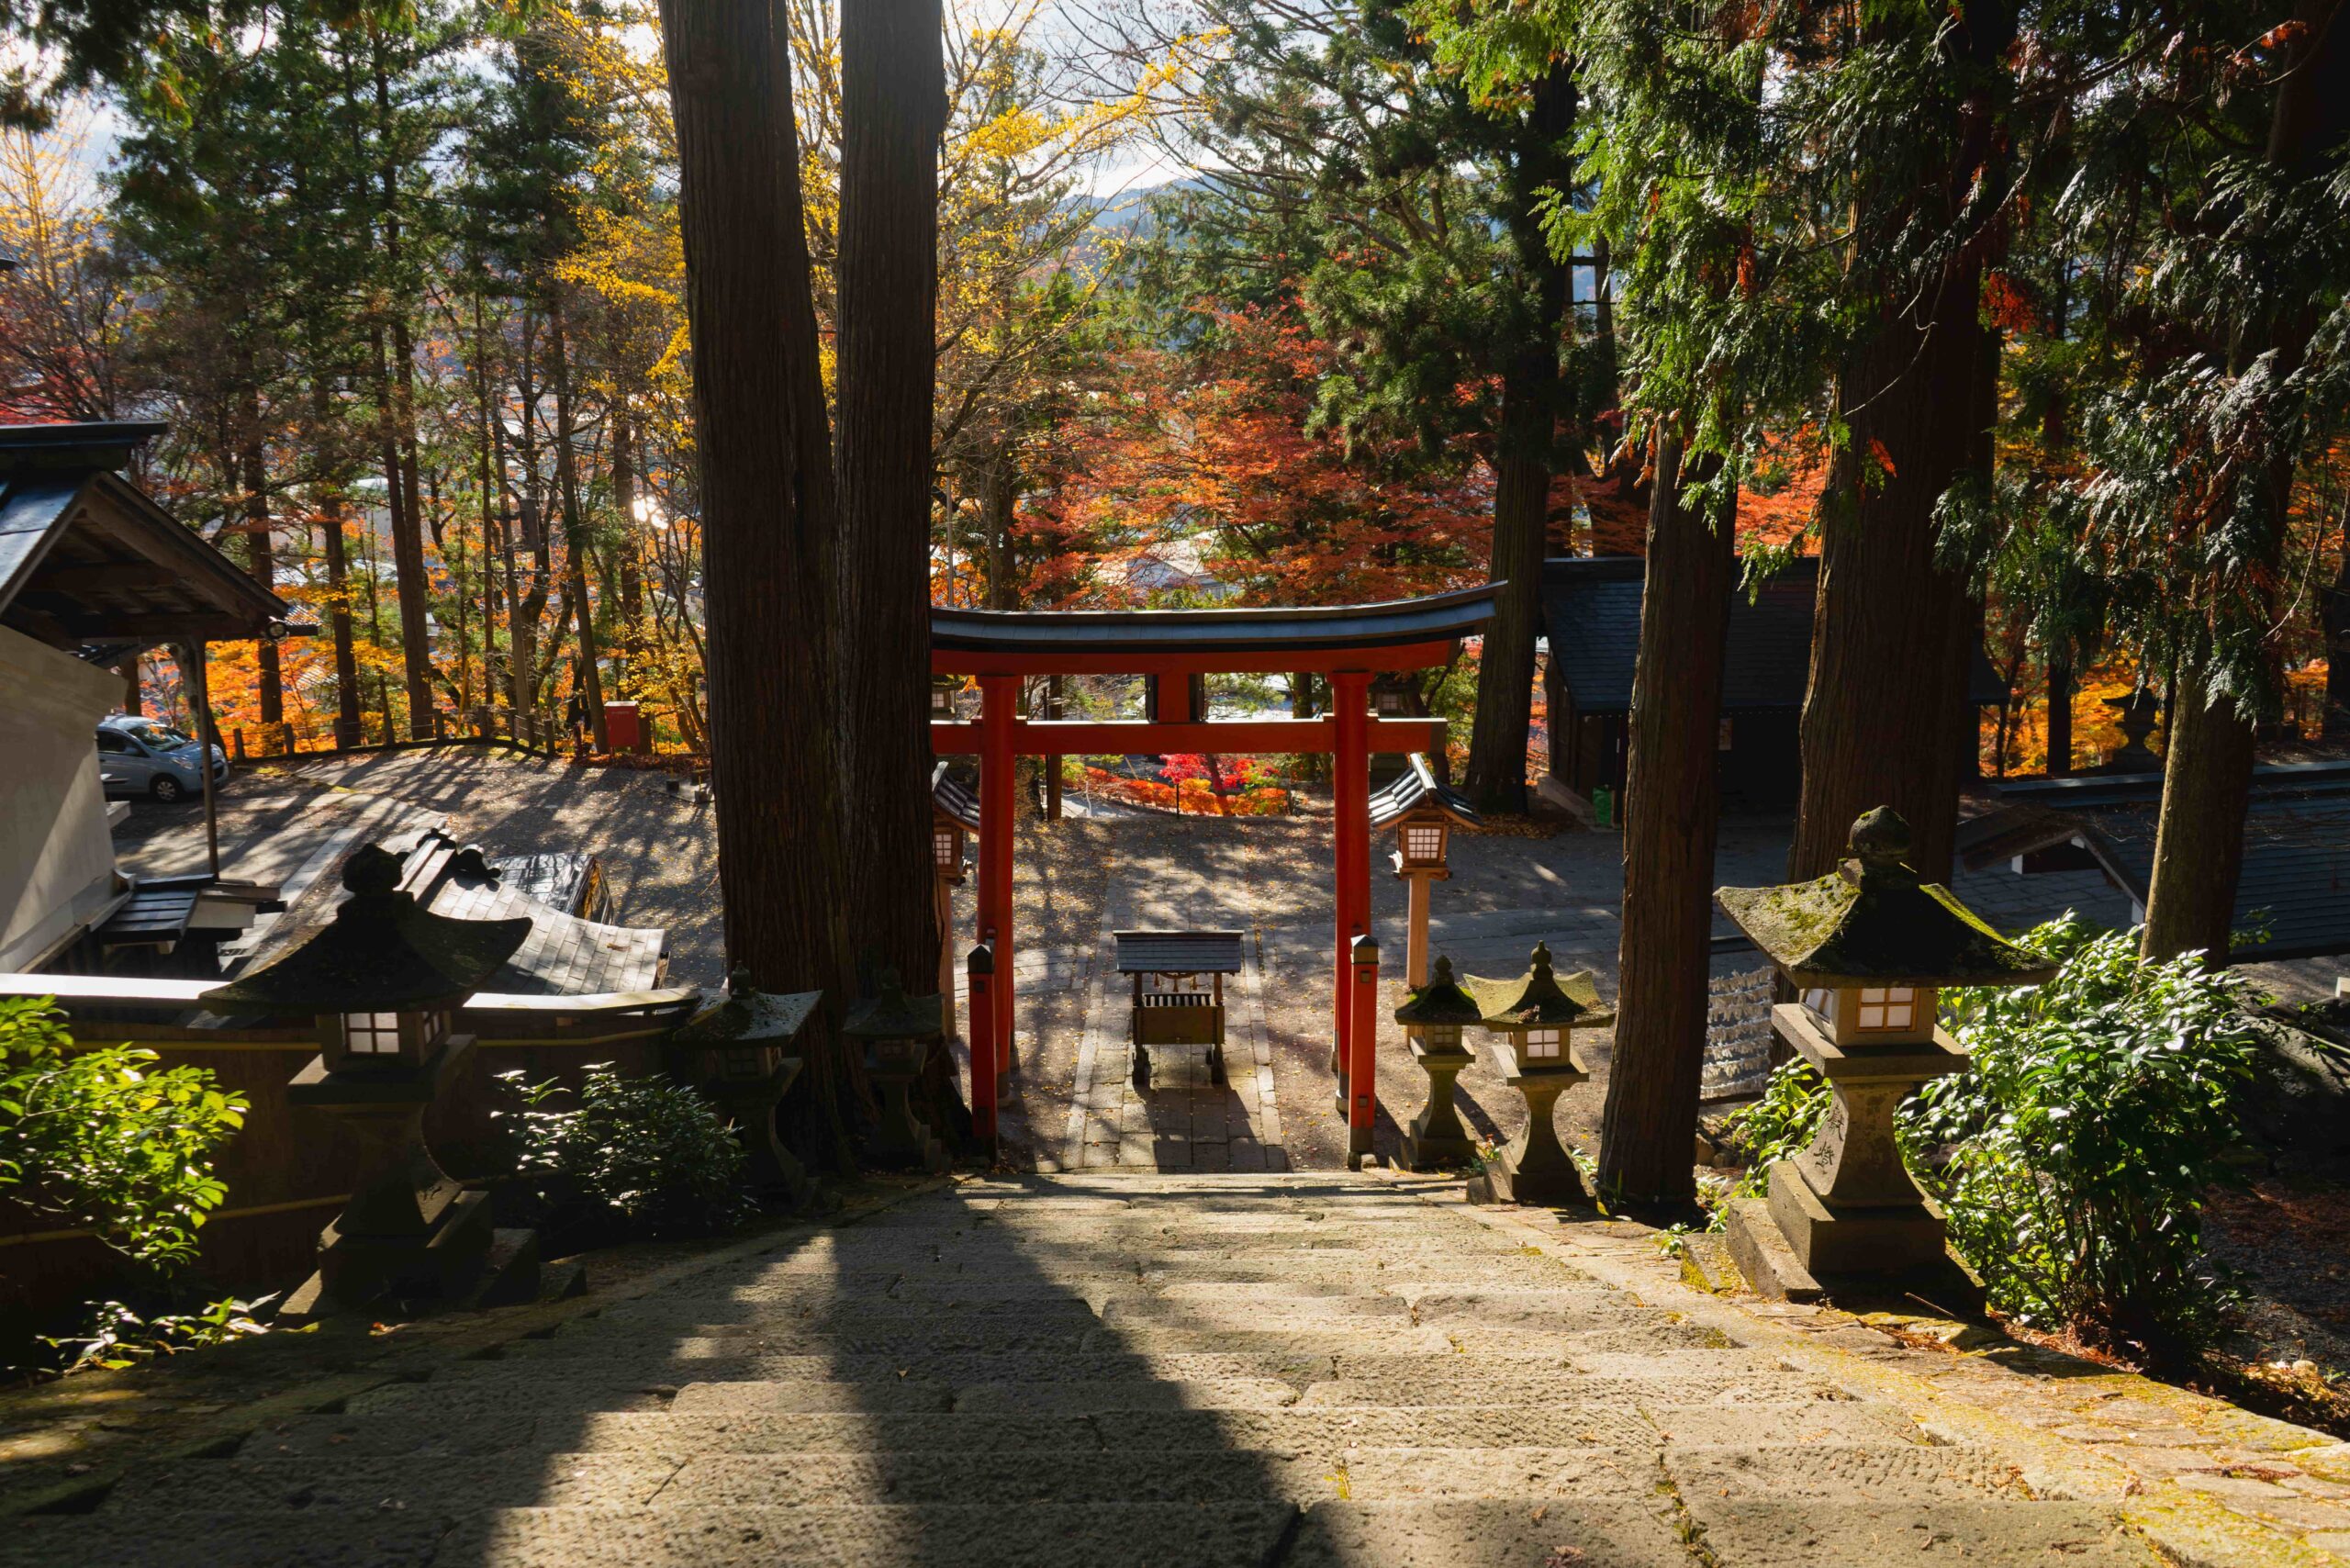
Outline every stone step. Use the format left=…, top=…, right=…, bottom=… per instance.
left=104, top=1441, right=1683, bottom=1521
left=1289, top=1371, right=1840, bottom=1409
left=1662, top=1439, right=2028, bottom=1501
left=237, top=1400, right=1921, bottom=1460
left=25, top=1496, right=1726, bottom=1568
left=1680, top=1497, right=2161, bottom=1566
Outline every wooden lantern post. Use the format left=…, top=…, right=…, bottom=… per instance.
left=1715, top=807, right=2057, bottom=1302
left=1460, top=942, right=1612, bottom=1207
left=1371, top=753, right=1483, bottom=1003
left=199, top=845, right=540, bottom=1322
left=668, top=967, right=821, bottom=1209
left=929, top=762, right=979, bottom=1048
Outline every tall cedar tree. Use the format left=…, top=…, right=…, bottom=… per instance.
left=836, top=0, right=946, bottom=994
left=1602, top=436, right=1735, bottom=1207
left=655, top=0, right=849, bottom=1012
left=2139, top=3, right=2350, bottom=959
left=1785, top=1, right=2017, bottom=886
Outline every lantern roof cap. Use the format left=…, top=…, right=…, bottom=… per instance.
left=1393, top=955, right=1485, bottom=1025
left=931, top=761, right=980, bottom=832
left=673, top=966, right=822, bottom=1045
left=1370, top=754, right=1482, bottom=830
left=199, top=844, right=532, bottom=1014
left=1716, top=807, right=2060, bottom=989
left=842, top=967, right=944, bottom=1040
left=1461, top=942, right=1613, bottom=1029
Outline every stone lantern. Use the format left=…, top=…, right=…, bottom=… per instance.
left=843, top=968, right=950, bottom=1172
left=1715, top=806, right=2057, bottom=1301
left=1393, top=955, right=1483, bottom=1170
left=1370, top=755, right=1482, bottom=1001
left=930, top=677, right=962, bottom=721
left=1460, top=942, right=1611, bottom=1206
left=668, top=967, right=821, bottom=1208
left=200, top=844, right=539, bottom=1322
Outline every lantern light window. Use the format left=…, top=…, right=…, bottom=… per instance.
left=933, top=825, right=961, bottom=871
left=1524, top=1026, right=1562, bottom=1059
left=1854, top=986, right=1917, bottom=1033
left=1403, top=823, right=1446, bottom=863
left=1374, top=688, right=1405, bottom=715
left=344, top=1011, right=403, bottom=1055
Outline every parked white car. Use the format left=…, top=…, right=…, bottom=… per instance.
left=95, top=714, right=227, bottom=803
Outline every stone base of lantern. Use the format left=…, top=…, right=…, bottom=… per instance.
left=1474, top=1061, right=1588, bottom=1207
left=280, top=1037, right=548, bottom=1323
left=1399, top=1038, right=1476, bottom=1171
left=1720, top=1004, right=1986, bottom=1305
left=1725, top=1164, right=1986, bottom=1309
left=700, top=1060, right=815, bottom=1211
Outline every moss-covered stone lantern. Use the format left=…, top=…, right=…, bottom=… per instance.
left=669, top=967, right=821, bottom=1208
left=843, top=968, right=949, bottom=1173
left=200, top=844, right=539, bottom=1322
left=1393, top=955, right=1483, bottom=1170
left=1460, top=942, right=1612, bottom=1205
left=1715, top=806, right=2057, bottom=1301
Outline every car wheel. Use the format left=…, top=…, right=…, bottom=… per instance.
left=150, top=774, right=185, bottom=803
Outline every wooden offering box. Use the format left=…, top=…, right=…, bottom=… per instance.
left=1116, top=930, right=1246, bottom=1089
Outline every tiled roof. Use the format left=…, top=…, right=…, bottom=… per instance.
left=1539, top=555, right=2008, bottom=715
left=1114, top=930, right=1247, bottom=975
left=236, top=825, right=670, bottom=998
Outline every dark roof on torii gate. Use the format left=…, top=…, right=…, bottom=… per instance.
left=931, top=585, right=1498, bottom=677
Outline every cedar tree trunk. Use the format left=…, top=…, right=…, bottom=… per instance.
left=1597, top=432, right=1735, bottom=1209
left=2143, top=0, right=2350, bottom=960
left=322, top=490, right=365, bottom=748
left=1789, top=4, right=2013, bottom=885
left=836, top=0, right=947, bottom=995
left=1461, top=67, right=1578, bottom=815
left=658, top=0, right=849, bottom=1005
left=549, top=297, right=608, bottom=750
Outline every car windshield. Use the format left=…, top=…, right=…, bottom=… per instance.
left=119, top=721, right=195, bottom=749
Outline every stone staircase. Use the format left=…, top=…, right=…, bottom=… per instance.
left=14, top=1174, right=2165, bottom=1567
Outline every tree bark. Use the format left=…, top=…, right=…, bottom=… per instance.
left=2141, top=660, right=2257, bottom=960
left=238, top=410, right=283, bottom=730
left=2143, top=0, right=2350, bottom=961
left=613, top=408, right=643, bottom=672
left=1597, top=431, right=1735, bottom=1210
left=1462, top=66, right=1577, bottom=815
left=321, top=488, right=365, bottom=749
left=836, top=0, right=947, bottom=1000
left=659, top=0, right=854, bottom=1150
left=548, top=296, right=608, bottom=750
left=1462, top=371, right=1550, bottom=816
left=2045, top=645, right=2073, bottom=777
left=981, top=454, right=1017, bottom=610
left=1788, top=3, right=2013, bottom=886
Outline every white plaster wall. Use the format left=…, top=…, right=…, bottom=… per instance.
left=0, top=625, right=126, bottom=970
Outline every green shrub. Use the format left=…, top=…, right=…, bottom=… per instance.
left=498, top=1065, right=751, bottom=1238
left=1910, top=919, right=2260, bottom=1362
left=43, top=1294, right=277, bottom=1373
left=0, top=997, right=247, bottom=1267
left=1720, top=1056, right=1830, bottom=1205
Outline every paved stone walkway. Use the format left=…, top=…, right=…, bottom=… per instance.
left=18, top=1171, right=2292, bottom=1568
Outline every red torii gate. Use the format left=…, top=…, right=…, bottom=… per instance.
left=928, top=588, right=1498, bottom=1150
